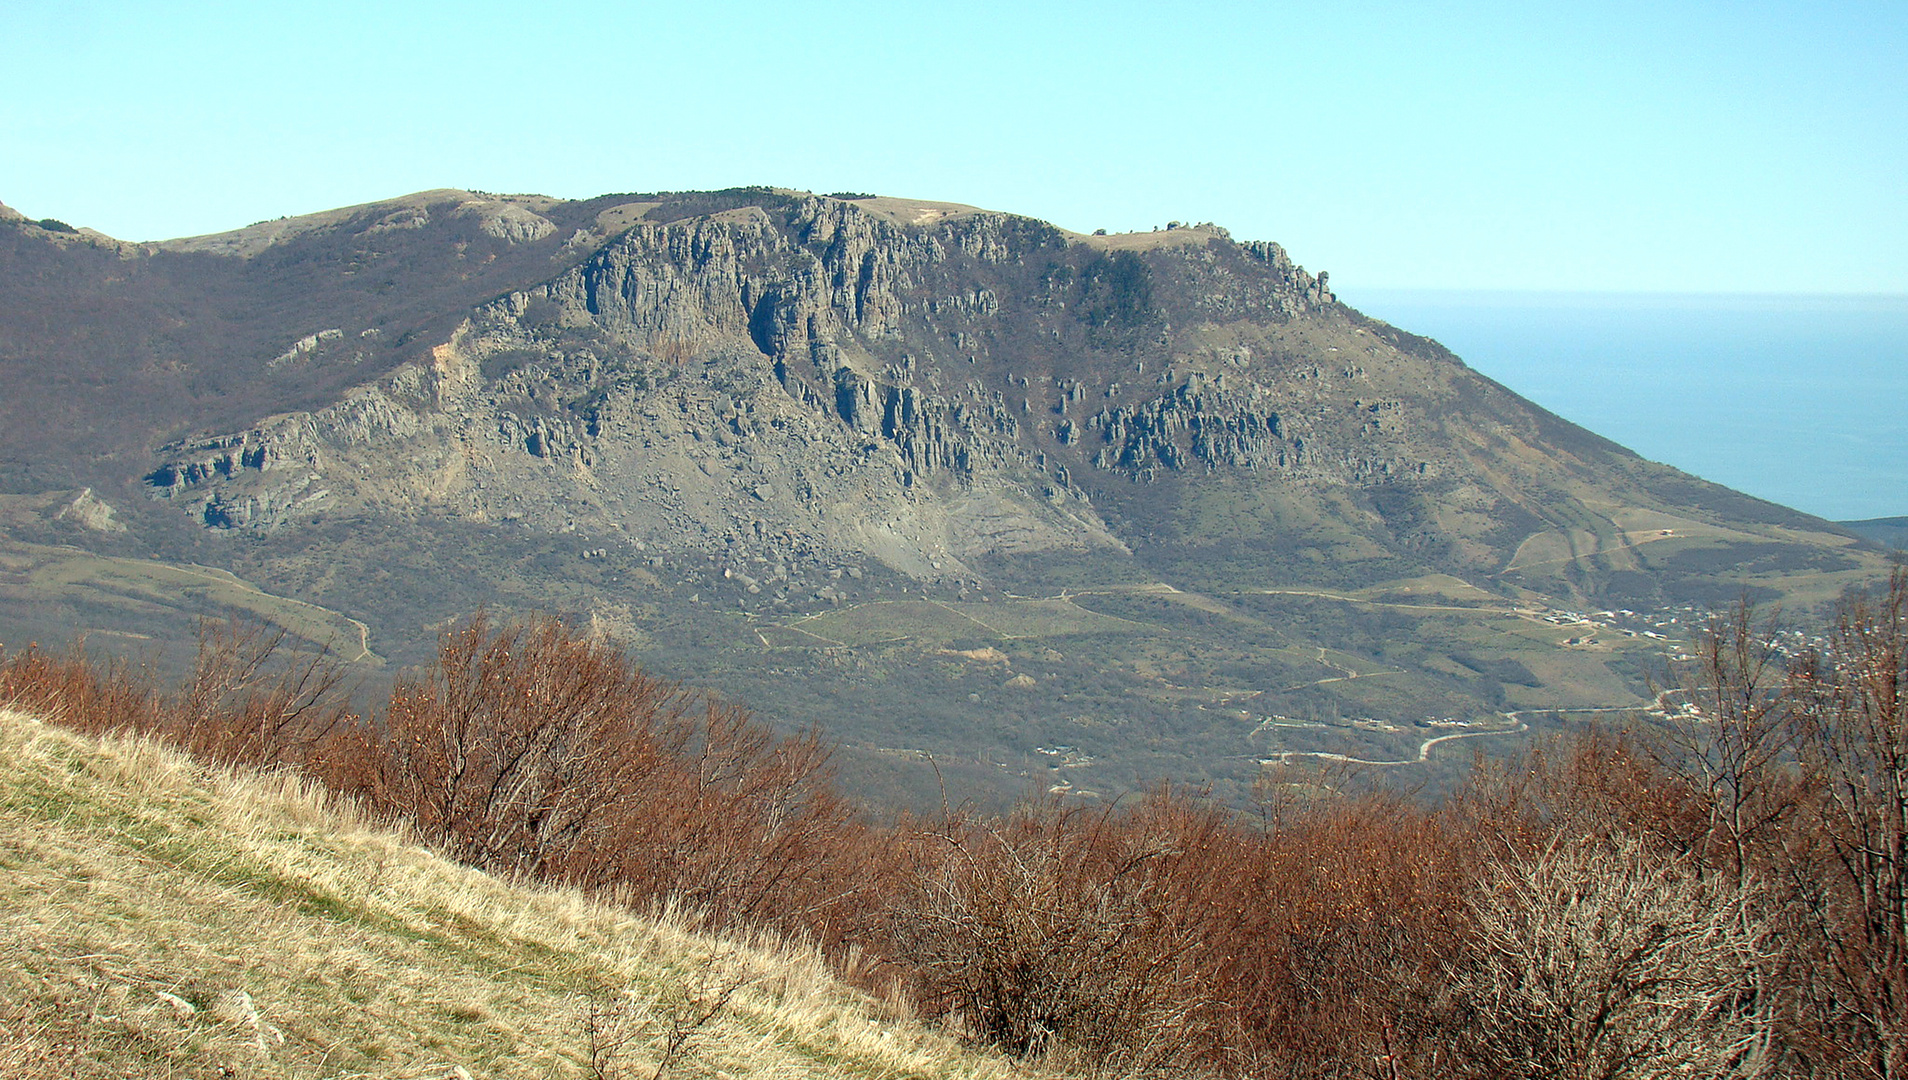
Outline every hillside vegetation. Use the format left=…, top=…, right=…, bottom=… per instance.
left=3, top=567, right=1905, bottom=1079
left=0, top=705, right=1032, bottom=1080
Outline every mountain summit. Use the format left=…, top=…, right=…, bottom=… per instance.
left=0, top=187, right=1884, bottom=803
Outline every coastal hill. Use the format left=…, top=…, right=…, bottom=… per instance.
left=0, top=188, right=1888, bottom=804
left=1841, top=516, right=1908, bottom=549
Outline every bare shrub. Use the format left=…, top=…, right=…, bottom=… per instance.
left=889, top=795, right=1219, bottom=1072
left=1457, top=726, right=1699, bottom=855
left=369, top=612, right=692, bottom=878
left=1209, top=793, right=1476, bottom=1080
left=1451, top=832, right=1776, bottom=1080
left=163, top=618, right=356, bottom=768
left=584, top=950, right=754, bottom=1080
left=24, top=595, right=1905, bottom=1079
left=0, top=639, right=160, bottom=736
left=878, top=787, right=1481, bottom=1079
left=363, top=612, right=866, bottom=940
left=581, top=698, right=862, bottom=933
left=0, top=620, right=356, bottom=773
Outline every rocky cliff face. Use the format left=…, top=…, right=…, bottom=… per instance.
left=139, top=193, right=1466, bottom=589
left=123, top=185, right=1834, bottom=617
left=5, top=185, right=1881, bottom=809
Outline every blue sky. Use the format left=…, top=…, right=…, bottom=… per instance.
left=4, top=0, right=1904, bottom=293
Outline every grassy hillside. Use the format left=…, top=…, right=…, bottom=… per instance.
left=0, top=707, right=1032, bottom=1080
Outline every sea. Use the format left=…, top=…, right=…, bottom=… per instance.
left=1335, top=290, right=1908, bottom=524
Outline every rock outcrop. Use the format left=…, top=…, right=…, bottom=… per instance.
left=132, top=189, right=1645, bottom=596
left=8, top=184, right=1880, bottom=808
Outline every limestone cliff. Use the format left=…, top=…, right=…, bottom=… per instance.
left=4, top=185, right=1882, bottom=808
left=126, top=187, right=1818, bottom=607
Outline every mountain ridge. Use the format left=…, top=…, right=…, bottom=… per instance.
left=0, top=186, right=1888, bottom=805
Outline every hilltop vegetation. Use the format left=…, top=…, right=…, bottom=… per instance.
left=5, top=568, right=1904, bottom=1078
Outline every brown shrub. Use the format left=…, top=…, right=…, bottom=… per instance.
left=1456, top=725, right=1701, bottom=857
left=19, top=594, right=1903, bottom=1079
left=886, top=793, right=1223, bottom=1072
left=0, top=639, right=161, bottom=737
left=1205, top=793, right=1477, bottom=1079
left=361, top=612, right=694, bottom=878
left=352, top=612, right=874, bottom=942
left=877, top=788, right=1482, bottom=1078
left=163, top=618, right=357, bottom=768
left=0, top=620, right=357, bottom=773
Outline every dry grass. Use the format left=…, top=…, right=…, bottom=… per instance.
left=0, top=707, right=1043, bottom=1080
left=1074, top=228, right=1226, bottom=252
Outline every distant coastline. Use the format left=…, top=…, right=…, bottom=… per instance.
left=1339, top=290, right=1908, bottom=522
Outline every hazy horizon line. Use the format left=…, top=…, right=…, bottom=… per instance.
left=1339, top=287, right=1908, bottom=308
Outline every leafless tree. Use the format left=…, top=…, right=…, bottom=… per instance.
left=1787, top=567, right=1908, bottom=1079
left=167, top=618, right=355, bottom=767
left=1655, top=601, right=1802, bottom=883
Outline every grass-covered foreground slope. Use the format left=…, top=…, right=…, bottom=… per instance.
left=0, top=707, right=1028, bottom=1080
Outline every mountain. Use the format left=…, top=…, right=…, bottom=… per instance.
left=0, top=188, right=1888, bottom=806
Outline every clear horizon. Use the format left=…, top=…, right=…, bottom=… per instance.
left=1341, top=288, right=1908, bottom=523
